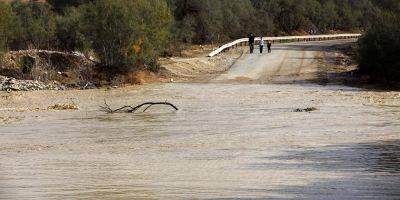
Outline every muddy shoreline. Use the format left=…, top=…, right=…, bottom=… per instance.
left=0, top=45, right=244, bottom=91
left=2, top=40, right=395, bottom=92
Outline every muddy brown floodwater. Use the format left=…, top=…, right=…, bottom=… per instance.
left=1, top=40, right=400, bottom=199
left=1, top=82, right=400, bottom=199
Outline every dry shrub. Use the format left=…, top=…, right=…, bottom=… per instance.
left=48, top=103, right=78, bottom=110
left=290, top=30, right=309, bottom=36
left=123, top=70, right=159, bottom=85
left=123, top=71, right=144, bottom=85
left=52, top=71, right=77, bottom=84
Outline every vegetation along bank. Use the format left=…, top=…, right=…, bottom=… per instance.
left=0, top=0, right=399, bottom=89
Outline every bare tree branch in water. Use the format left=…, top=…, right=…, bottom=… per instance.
left=100, top=100, right=178, bottom=114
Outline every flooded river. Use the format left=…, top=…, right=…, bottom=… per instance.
left=1, top=82, right=399, bottom=199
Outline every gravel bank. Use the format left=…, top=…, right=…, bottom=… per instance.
left=0, top=75, right=66, bottom=91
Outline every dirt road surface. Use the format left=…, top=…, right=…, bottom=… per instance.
left=216, top=39, right=356, bottom=83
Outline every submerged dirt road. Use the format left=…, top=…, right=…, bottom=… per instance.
left=1, top=40, right=400, bottom=199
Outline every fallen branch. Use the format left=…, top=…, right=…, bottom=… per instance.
left=100, top=100, right=178, bottom=113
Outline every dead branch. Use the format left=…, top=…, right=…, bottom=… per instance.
left=100, top=101, right=178, bottom=114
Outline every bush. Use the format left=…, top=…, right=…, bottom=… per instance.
left=169, top=0, right=264, bottom=44
left=80, top=0, right=172, bottom=73
left=10, top=0, right=57, bottom=49
left=54, top=7, right=87, bottom=51
left=0, top=2, right=17, bottom=54
left=221, top=0, right=261, bottom=39
left=357, top=12, right=400, bottom=83
left=47, top=0, right=92, bottom=13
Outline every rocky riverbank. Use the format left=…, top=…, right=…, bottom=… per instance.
left=0, top=49, right=96, bottom=91
left=0, top=45, right=244, bottom=91
left=0, top=75, right=66, bottom=91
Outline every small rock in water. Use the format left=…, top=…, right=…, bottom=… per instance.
left=293, top=107, right=318, bottom=112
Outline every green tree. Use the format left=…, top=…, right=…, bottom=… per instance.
left=221, top=0, right=260, bottom=39
left=54, top=7, right=86, bottom=51
left=191, top=0, right=224, bottom=43
left=169, top=0, right=263, bottom=43
left=358, top=12, right=400, bottom=83
left=11, top=0, right=57, bottom=49
left=371, top=0, right=400, bottom=12
left=316, top=0, right=338, bottom=32
left=47, top=0, right=92, bottom=12
left=335, top=0, right=358, bottom=30
left=80, top=0, right=172, bottom=72
left=0, top=1, right=17, bottom=55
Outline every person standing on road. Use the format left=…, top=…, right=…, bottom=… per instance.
left=259, top=36, right=264, bottom=53
left=248, top=33, right=255, bottom=54
left=267, top=41, right=272, bottom=53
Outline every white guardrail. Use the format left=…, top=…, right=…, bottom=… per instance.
left=208, top=33, right=361, bottom=57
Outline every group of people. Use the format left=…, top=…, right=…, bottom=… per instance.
left=248, top=33, right=271, bottom=54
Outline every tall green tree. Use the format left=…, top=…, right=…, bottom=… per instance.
left=47, top=0, right=93, bottom=12
left=316, top=0, right=338, bottom=32
left=358, top=13, right=400, bottom=83
left=371, top=0, right=400, bottom=12
left=11, top=0, right=57, bottom=49
left=221, top=0, right=260, bottom=39
left=0, top=1, right=17, bottom=54
left=54, top=7, right=86, bottom=51
left=80, top=0, right=172, bottom=72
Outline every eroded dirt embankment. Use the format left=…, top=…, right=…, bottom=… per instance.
left=0, top=45, right=244, bottom=91
left=0, top=50, right=96, bottom=91
left=159, top=46, right=244, bottom=82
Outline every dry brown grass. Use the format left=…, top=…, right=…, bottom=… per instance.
left=123, top=70, right=159, bottom=85
left=48, top=103, right=78, bottom=110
